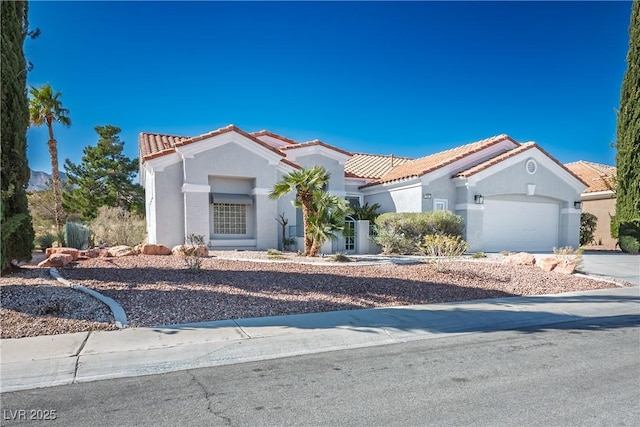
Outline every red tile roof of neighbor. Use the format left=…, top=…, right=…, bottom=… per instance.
left=565, top=161, right=616, bottom=193
left=344, top=153, right=413, bottom=179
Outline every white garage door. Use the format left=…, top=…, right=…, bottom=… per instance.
left=481, top=200, right=559, bottom=252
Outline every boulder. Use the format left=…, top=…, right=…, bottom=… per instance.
left=38, top=253, right=73, bottom=268
left=140, top=243, right=172, bottom=255
left=554, top=259, right=577, bottom=275
left=45, top=247, right=80, bottom=261
left=172, top=244, right=208, bottom=258
left=537, top=257, right=560, bottom=272
left=107, top=245, right=137, bottom=257
left=80, top=249, right=100, bottom=258
left=502, top=252, right=536, bottom=266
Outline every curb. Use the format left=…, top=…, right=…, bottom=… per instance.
left=49, top=267, right=128, bottom=329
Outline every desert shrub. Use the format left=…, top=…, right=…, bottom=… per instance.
left=65, top=221, right=91, bottom=250
left=182, top=234, right=206, bottom=271
left=90, top=206, right=146, bottom=247
left=329, top=253, right=352, bottom=262
left=553, top=246, right=584, bottom=271
left=580, top=212, right=598, bottom=246
left=36, top=233, right=56, bottom=252
left=419, top=234, right=469, bottom=257
left=266, top=248, right=281, bottom=256
left=472, top=252, right=487, bottom=258
left=374, top=211, right=465, bottom=254
left=618, top=220, right=640, bottom=254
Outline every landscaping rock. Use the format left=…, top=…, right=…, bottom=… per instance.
left=45, top=247, right=80, bottom=261
left=140, top=243, right=172, bottom=255
left=554, top=259, right=577, bottom=275
left=80, top=249, right=100, bottom=258
left=172, top=244, right=208, bottom=257
left=38, top=253, right=73, bottom=268
left=106, top=245, right=137, bottom=257
left=538, top=257, right=560, bottom=272
left=502, top=252, right=536, bottom=266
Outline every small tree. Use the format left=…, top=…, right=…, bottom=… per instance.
left=305, top=191, right=353, bottom=256
left=580, top=212, right=598, bottom=246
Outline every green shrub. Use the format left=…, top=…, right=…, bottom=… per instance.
left=374, top=211, right=464, bottom=255
left=183, top=234, right=206, bottom=271
left=472, top=252, right=487, bottom=258
left=90, top=206, right=146, bottom=247
left=329, top=253, right=352, bottom=262
left=266, top=248, right=282, bottom=256
left=618, top=220, right=640, bottom=254
left=419, top=234, right=469, bottom=257
left=36, top=233, right=56, bottom=252
left=619, top=235, right=640, bottom=254
left=580, top=212, right=598, bottom=246
left=65, top=221, right=91, bottom=250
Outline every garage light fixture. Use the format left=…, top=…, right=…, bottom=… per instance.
left=423, top=193, right=432, bottom=199
left=574, top=201, right=582, bottom=209
left=474, top=195, right=484, bottom=204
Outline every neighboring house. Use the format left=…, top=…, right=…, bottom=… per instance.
left=565, top=161, right=617, bottom=247
left=139, top=125, right=587, bottom=253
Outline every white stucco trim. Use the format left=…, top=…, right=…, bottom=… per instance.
left=284, top=144, right=351, bottom=164
left=581, top=190, right=615, bottom=200
left=210, top=239, right=258, bottom=247
left=182, top=183, right=211, bottom=193
left=561, top=208, right=582, bottom=214
left=466, top=148, right=587, bottom=193
left=145, top=152, right=181, bottom=172
left=455, top=203, right=484, bottom=211
left=360, top=177, right=422, bottom=195
left=175, top=131, right=286, bottom=166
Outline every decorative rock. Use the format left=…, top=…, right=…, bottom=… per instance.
left=172, top=244, right=208, bottom=257
left=45, top=247, right=80, bottom=261
left=502, top=252, right=536, bottom=266
left=554, top=260, right=577, bottom=275
left=81, top=249, right=100, bottom=258
left=106, top=245, right=137, bottom=257
left=140, top=243, right=172, bottom=255
left=38, top=253, right=73, bottom=267
left=538, top=257, right=560, bottom=272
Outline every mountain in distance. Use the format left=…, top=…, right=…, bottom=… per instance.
left=28, top=169, right=67, bottom=192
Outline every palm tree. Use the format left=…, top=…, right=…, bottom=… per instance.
left=269, top=165, right=331, bottom=255
left=29, top=84, right=71, bottom=234
left=306, top=190, right=352, bottom=257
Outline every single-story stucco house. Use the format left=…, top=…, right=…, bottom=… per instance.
left=138, top=125, right=587, bottom=254
left=565, top=161, right=617, bottom=247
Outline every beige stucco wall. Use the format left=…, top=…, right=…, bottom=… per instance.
left=582, top=197, right=617, bottom=247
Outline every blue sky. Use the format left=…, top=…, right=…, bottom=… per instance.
left=25, top=1, right=632, bottom=173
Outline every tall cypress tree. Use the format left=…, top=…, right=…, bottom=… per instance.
left=614, top=0, right=640, bottom=248
left=1, top=1, right=35, bottom=272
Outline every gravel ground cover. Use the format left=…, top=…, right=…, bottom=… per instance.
left=1, top=250, right=623, bottom=339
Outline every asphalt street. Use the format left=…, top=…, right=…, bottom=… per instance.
left=3, top=315, right=639, bottom=426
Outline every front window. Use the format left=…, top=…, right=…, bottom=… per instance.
left=434, top=198, right=448, bottom=211
left=212, top=203, right=247, bottom=234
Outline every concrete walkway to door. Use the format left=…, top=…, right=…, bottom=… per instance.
left=580, top=251, right=640, bottom=285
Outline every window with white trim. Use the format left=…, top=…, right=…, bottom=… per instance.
left=212, top=203, right=247, bottom=234
left=433, top=198, right=448, bottom=211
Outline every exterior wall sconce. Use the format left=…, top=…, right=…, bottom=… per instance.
left=574, top=201, right=582, bottom=209
left=474, top=195, right=484, bottom=204
left=423, top=193, right=432, bottom=199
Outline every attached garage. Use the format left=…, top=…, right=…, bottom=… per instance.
left=481, top=199, right=560, bottom=252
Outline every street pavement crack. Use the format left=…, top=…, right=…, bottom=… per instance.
left=186, top=370, right=232, bottom=425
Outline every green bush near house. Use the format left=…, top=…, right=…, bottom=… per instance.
left=618, top=220, right=640, bottom=254
left=36, top=233, right=56, bottom=252
left=580, top=212, right=598, bottom=246
left=374, top=211, right=465, bottom=255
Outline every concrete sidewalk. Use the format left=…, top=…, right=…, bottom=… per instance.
left=1, top=286, right=638, bottom=393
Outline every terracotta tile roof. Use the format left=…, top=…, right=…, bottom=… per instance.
left=139, top=133, right=189, bottom=160
left=565, top=161, right=616, bottom=193
left=139, top=124, right=286, bottom=162
left=251, top=130, right=300, bottom=146
left=455, top=143, right=536, bottom=177
left=280, top=139, right=353, bottom=157
left=362, top=134, right=517, bottom=187
left=345, top=153, right=413, bottom=179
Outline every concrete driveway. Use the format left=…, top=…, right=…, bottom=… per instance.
left=581, top=251, right=640, bottom=285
